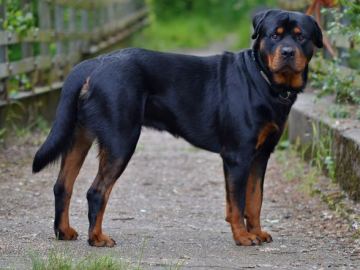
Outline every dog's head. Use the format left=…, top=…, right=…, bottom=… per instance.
left=252, top=9, right=323, bottom=91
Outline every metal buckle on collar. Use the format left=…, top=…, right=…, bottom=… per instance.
left=278, top=90, right=292, bottom=104
left=279, top=91, right=291, bottom=99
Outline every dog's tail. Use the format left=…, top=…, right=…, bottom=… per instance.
left=32, top=67, right=88, bottom=173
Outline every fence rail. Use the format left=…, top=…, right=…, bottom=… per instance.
left=0, top=0, right=148, bottom=105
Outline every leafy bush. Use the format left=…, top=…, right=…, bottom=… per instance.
left=310, top=0, right=360, bottom=112
left=132, top=0, right=275, bottom=50
left=311, top=56, right=360, bottom=105
left=149, top=0, right=247, bottom=23
left=1, top=0, right=35, bottom=36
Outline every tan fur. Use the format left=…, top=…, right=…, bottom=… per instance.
left=55, top=129, right=93, bottom=239
left=294, top=26, right=302, bottom=34
left=276, top=27, right=284, bottom=34
left=256, top=122, right=279, bottom=149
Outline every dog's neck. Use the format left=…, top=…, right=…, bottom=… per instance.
left=251, top=49, right=305, bottom=104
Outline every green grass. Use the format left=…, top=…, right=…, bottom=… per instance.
left=31, top=252, right=136, bottom=270
left=130, top=10, right=255, bottom=51
left=275, top=145, right=320, bottom=193
left=29, top=250, right=184, bottom=270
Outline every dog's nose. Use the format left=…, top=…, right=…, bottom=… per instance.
left=281, top=47, right=295, bottom=58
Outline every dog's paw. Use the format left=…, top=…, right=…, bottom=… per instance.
left=55, top=227, right=79, bottom=240
left=88, top=233, right=116, bottom=247
left=234, top=231, right=261, bottom=246
left=251, top=230, right=273, bottom=243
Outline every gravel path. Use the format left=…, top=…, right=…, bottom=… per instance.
left=0, top=128, right=359, bottom=269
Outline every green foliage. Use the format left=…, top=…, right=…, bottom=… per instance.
left=327, top=104, right=350, bottom=119
left=149, top=0, right=248, bottom=23
left=132, top=0, right=275, bottom=50
left=325, top=0, right=360, bottom=47
left=310, top=55, right=360, bottom=105
left=9, top=73, right=32, bottom=96
left=0, top=128, right=6, bottom=144
left=310, top=0, right=360, bottom=115
left=278, top=123, right=335, bottom=182
left=1, top=0, right=36, bottom=36
left=308, top=123, right=335, bottom=181
left=31, top=252, right=131, bottom=270
left=30, top=250, right=184, bottom=270
left=356, top=110, right=360, bottom=120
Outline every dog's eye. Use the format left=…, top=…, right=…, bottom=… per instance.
left=271, top=34, right=279, bottom=40
left=296, top=33, right=304, bottom=41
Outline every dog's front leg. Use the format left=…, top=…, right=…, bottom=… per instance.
left=244, top=152, right=272, bottom=243
left=222, top=150, right=261, bottom=246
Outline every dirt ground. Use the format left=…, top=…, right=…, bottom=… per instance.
left=0, top=128, right=359, bottom=269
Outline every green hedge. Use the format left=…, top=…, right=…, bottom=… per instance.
left=132, top=0, right=276, bottom=50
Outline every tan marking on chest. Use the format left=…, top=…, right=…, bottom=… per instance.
left=256, top=122, right=279, bottom=149
left=273, top=72, right=304, bottom=89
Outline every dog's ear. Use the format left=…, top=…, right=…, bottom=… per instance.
left=307, top=15, right=323, bottom=48
left=252, top=9, right=280, bottom=40
left=252, top=10, right=269, bottom=39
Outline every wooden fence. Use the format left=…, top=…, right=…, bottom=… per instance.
left=0, top=0, right=148, bottom=107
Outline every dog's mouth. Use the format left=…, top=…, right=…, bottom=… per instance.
left=271, top=60, right=303, bottom=74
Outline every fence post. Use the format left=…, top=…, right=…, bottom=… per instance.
left=68, top=7, right=76, bottom=53
left=37, top=0, right=51, bottom=86
left=38, top=0, right=51, bottom=55
left=0, top=4, right=8, bottom=102
left=81, top=9, right=89, bottom=53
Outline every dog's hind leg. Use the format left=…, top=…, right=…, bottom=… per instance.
left=86, top=127, right=141, bottom=247
left=53, top=128, right=93, bottom=240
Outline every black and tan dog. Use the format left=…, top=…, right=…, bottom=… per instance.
left=33, top=9, right=322, bottom=247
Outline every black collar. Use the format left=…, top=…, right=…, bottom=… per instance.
left=251, top=50, right=297, bottom=105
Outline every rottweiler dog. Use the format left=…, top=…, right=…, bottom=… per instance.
left=33, top=9, right=322, bottom=247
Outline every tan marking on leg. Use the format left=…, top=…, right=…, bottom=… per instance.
left=88, top=178, right=116, bottom=247
left=55, top=129, right=92, bottom=240
left=245, top=164, right=272, bottom=243
left=88, top=149, right=125, bottom=247
left=227, top=181, right=261, bottom=246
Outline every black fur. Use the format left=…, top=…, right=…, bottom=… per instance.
left=33, top=9, right=322, bottom=245
left=32, top=59, right=97, bottom=172
left=53, top=182, right=66, bottom=237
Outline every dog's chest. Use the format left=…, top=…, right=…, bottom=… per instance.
left=255, top=122, right=280, bottom=149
